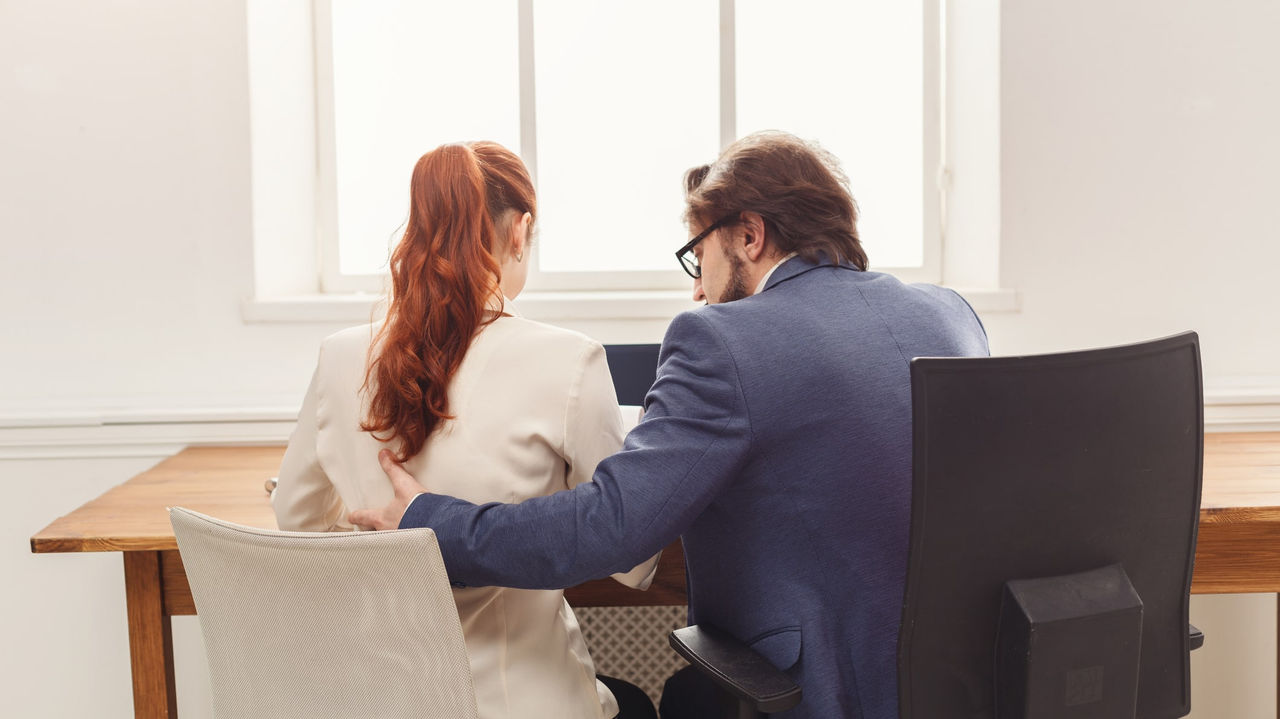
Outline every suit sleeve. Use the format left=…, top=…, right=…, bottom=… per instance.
left=563, top=341, right=661, bottom=590
left=273, top=349, right=347, bottom=532
left=401, top=310, right=752, bottom=589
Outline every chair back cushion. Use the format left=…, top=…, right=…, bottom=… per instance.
left=899, top=332, right=1202, bottom=719
left=170, top=507, right=477, bottom=719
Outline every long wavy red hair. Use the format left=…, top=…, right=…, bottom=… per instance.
left=361, top=142, right=536, bottom=462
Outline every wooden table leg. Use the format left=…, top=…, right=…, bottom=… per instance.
left=124, top=551, right=178, bottom=718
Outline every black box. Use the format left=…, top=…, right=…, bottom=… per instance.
left=995, top=564, right=1144, bottom=719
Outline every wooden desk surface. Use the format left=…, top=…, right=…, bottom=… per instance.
left=30, top=433, right=1280, bottom=593
left=32, top=445, right=282, bottom=554
left=28, top=445, right=689, bottom=606
left=1196, top=432, right=1280, bottom=513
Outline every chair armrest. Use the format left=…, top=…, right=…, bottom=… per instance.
left=1189, top=623, right=1204, bottom=651
left=668, top=624, right=802, bottom=714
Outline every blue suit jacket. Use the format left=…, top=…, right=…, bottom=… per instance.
left=403, top=257, right=990, bottom=718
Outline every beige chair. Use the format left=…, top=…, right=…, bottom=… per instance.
left=169, top=507, right=477, bottom=719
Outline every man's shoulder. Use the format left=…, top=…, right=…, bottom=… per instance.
left=668, top=270, right=986, bottom=358
left=901, top=279, right=968, bottom=304
left=839, top=271, right=981, bottom=323
left=666, top=303, right=743, bottom=343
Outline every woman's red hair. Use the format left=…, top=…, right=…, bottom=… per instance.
left=361, top=141, right=536, bottom=462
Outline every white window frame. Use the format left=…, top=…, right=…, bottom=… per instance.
left=311, top=0, right=943, bottom=295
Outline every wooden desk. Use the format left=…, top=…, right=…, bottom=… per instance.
left=31, top=434, right=1280, bottom=719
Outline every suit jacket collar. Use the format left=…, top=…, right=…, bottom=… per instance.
left=760, top=253, right=859, bottom=293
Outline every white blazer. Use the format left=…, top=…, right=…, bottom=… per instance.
left=273, top=310, right=659, bottom=719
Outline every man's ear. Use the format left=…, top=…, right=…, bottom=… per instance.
left=739, top=211, right=769, bottom=262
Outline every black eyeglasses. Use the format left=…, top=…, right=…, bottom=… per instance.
left=675, top=214, right=738, bottom=279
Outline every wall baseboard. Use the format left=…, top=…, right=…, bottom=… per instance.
left=1204, top=378, right=1280, bottom=433
left=1, top=381, right=1276, bottom=459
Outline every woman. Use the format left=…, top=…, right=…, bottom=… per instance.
left=273, top=141, right=659, bottom=719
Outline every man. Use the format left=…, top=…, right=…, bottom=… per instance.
left=351, top=131, right=989, bottom=718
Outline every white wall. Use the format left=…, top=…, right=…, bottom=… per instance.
left=993, top=3, right=1280, bottom=716
left=990, top=0, right=1280, bottom=380
left=2, top=456, right=215, bottom=716
left=1, top=0, right=1277, bottom=716
left=0, top=1, right=352, bottom=415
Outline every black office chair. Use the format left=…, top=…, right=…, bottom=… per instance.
left=666, top=333, right=1205, bottom=719
left=667, top=624, right=803, bottom=718
left=899, top=331, right=1205, bottom=719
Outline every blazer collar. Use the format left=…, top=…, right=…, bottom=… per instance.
left=760, top=253, right=857, bottom=293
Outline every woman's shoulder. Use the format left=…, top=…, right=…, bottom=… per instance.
left=314, top=323, right=380, bottom=372
left=487, top=315, right=602, bottom=358
left=475, top=317, right=607, bottom=401
left=321, top=322, right=380, bottom=347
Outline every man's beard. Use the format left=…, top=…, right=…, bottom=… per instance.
left=718, top=250, right=751, bottom=303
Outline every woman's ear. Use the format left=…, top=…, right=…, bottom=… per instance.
left=510, top=212, right=532, bottom=261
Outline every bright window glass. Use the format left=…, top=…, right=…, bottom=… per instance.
left=736, top=0, right=924, bottom=268
left=329, top=0, right=521, bottom=276
left=532, top=0, right=720, bottom=272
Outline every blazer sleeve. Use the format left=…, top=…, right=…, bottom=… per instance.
left=563, top=341, right=661, bottom=590
left=401, top=310, right=752, bottom=589
left=273, top=350, right=347, bottom=532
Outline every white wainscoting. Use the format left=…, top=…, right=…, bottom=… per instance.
left=9, top=455, right=214, bottom=718
left=2, top=377, right=1276, bottom=460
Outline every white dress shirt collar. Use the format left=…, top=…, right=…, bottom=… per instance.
left=753, top=252, right=799, bottom=295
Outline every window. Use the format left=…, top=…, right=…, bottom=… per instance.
left=530, top=0, right=719, bottom=283
left=312, top=0, right=942, bottom=295
left=315, top=0, right=522, bottom=288
left=735, top=1, right=934, bottom=271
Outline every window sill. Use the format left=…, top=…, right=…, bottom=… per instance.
left=240, top=286, right=1019, bottom=324
left=240, top=293, right=386, bottom=324
left=950, top=287, right=1020, bottom=313
left=241, top=290, right=702, bottom=324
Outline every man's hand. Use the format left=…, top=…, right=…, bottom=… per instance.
left=347, top=450, right=429, bottom=530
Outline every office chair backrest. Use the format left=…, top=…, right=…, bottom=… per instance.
left=170, top=507, right=478, bottom=719
left=899, top=332, right=1203, bottom=719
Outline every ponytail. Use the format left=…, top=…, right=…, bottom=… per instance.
left=360, top=144, right=510, bottom=462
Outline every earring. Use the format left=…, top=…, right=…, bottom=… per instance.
left=515, top=251, right=524, bottom=262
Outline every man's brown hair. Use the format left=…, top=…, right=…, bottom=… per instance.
left=684, top=131, right=868, bottom=270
